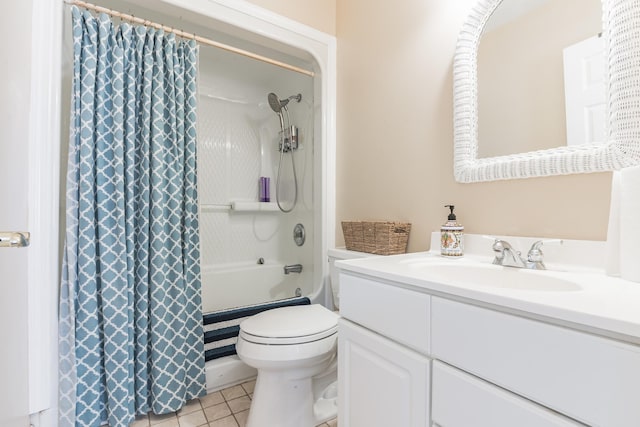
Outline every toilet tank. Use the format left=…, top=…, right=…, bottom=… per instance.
left=328, top=248, right=377, bottom=310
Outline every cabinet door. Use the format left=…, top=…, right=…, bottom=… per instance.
left=432, top=361, right=583, bottom=427
left=338, top=319, right=431, bottom=427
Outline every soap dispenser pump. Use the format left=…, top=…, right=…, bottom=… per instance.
left=441, top=205, right=464, bottom=257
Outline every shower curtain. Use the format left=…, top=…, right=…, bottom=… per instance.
left=59, top=7, right=205, bottom=427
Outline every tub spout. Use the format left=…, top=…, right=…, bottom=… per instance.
left=284, top=264, right=303, bottom=274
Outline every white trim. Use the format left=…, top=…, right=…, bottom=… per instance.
left=28, top=0, right=61, bottom=417
left=453, top=0, right=640, bottom=182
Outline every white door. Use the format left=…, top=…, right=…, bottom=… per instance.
left=0, top=0, right=35, bottom=426
left=563, top=35, right=606, bottom=146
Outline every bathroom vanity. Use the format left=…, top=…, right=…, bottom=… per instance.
left=336, top=235, right=640, bottom=427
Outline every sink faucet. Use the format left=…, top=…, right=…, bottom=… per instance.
left=284, top=264, right=303, bottom=274
left=492, top=239, right=563, bottom=270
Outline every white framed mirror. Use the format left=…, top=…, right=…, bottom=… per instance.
left=453, top=0, right=640, bottom=183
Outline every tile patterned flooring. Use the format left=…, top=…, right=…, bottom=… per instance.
left=128, top=380, right=337, bottom=427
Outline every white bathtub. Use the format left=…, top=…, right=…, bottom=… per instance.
left=201, top=261, right=301, bottom=314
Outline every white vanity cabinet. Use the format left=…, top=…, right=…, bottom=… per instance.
left=337, top=266, right=640, bottom=427
left=338, top=272, right=432, bottom=427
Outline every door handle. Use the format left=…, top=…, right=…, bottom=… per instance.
left=0, top=232, right=30, bottom=248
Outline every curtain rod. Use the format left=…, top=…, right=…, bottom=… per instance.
left=66, top=0, right=315, bottom=77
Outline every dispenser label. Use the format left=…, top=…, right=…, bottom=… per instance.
left=441, top=230, right=464, bottom=256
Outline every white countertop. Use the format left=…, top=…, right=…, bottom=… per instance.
left=336, top=250, right=640, bottom=344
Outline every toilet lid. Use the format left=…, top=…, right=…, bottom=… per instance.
left=239, top=304, right=339, bottom=345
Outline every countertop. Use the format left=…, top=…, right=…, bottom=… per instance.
left=336, top=251, right=640, bottom=344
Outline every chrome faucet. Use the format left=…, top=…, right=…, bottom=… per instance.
left=526, top=241, right=547, bottom=270
left=492, top=239, right=562, bottom=270
left=284, top=264, right=303, bottom=274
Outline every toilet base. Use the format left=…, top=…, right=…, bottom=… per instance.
left=245, top=360, right=338, bottom=427
left=246, top=370, right=315, bottom=427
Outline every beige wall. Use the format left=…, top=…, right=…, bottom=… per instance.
left=253, top=0, right=612, bottom=251
left=336, top=0, right=612, bottom=252
left=245, top=0, right=336, bottom=35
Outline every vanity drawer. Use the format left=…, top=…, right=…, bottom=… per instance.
left=431, top=297, right=640, bottom=427
left=339, top=272, right=431, bottom=355
left=432, top=361, right=582, bottom=427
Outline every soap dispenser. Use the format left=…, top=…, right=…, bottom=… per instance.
left=441, top=205, right=464, bottom=257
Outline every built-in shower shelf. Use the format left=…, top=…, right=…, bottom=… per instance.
left=200, top=202, right=280, bottom=213
left=231, top=201, right=280, bottom=212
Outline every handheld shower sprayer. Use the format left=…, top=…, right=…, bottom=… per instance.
left=268, top=93, right=286, bottom=131
left=267, top=92, right=302, bottom=213
left=267, top=92, right=302, bottom=152
left=267, top=93, right=302, bottom=132
left=268, top=93, right=302, bottom=113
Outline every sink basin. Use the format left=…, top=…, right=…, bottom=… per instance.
left=407, top=262, right=582, bottom=292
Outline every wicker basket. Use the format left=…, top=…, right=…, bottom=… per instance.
left=342, top=221, right=411, bottom=255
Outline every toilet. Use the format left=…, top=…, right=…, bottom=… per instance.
left=236, top=304, right=339, bottom=427
left=236, top=249, right=369, bottom=427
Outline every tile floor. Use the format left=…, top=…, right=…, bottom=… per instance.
left=128, top=379, right=337, bottom=427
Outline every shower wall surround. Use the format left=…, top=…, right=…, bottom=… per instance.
left=197, top=48, right=316, bottom=313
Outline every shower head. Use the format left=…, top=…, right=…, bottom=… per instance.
left=268, top=92, right=282, bottom=113
left=268, top=92, right=286, bottom=131
left=267, top=93, right=302, bottom=113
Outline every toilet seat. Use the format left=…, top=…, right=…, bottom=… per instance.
left=239, top=304, right=339, bottom=345
left=239, top=326, right=337, bottom=345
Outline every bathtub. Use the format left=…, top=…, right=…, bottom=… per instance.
left=201, top=261, right=298, bottom=314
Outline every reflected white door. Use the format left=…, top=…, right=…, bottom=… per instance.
left=0, top=0, right=33, bottom=426
left=563, top=35, right=606, bottom=146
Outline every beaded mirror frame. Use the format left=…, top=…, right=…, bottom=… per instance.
left=453, top=0, right=640, bottom=183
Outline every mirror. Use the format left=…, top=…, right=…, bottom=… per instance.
left=453, top=0, right=640, bottom=182
left=477, top=0, right=602, bottom=158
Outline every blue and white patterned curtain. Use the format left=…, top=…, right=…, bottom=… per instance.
left=59, top=7, right=205, bottom=427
